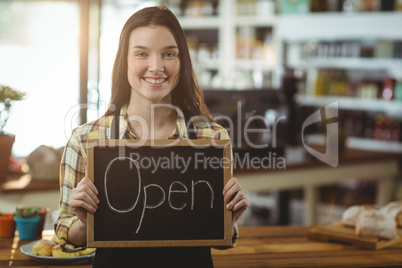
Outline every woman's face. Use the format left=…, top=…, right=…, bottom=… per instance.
left=127, top=25, right=180, bottom=105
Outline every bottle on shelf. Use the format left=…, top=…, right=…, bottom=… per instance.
left=342, top=0, right=358, bottom=12
left=314, top=70, right=326, bottom=96
left=236, top=26, right=254, bottom=60
left=263, top=31, right=276, bottom=64
left=311, top=68, right=402, bottom=101
left=236, top=0, right=257, bottom=16
left=310, top=0, right=327, bottom=12
left=356, top=80, right=379, bottom=99
left=332, top=70, right=349, bottom=96
left=374, top=40, right=394, bottom=58
left=339, top=110, right=401, bottom=142
left=359, top=0, right=380, bottom=12
left=381, top=77, right=396, bottom=100
left=326, top=0, right=344, bottom=12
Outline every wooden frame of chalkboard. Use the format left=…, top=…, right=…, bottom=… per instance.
left=86, top=139, right=232, bottom=247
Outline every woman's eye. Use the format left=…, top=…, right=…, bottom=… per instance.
left=136, top=52, right=147, bottom=57
left=164, top=52, right=176, bottom=58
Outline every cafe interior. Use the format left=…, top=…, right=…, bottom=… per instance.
left=0, top=0, right=401, bottom=267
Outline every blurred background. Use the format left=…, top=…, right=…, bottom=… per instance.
left=0, top=0, right=401, bottom=230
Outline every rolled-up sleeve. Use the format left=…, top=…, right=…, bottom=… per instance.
left=54, top=129, right=87, bottom=252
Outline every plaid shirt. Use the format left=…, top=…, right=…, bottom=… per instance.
left=54, top=105, right=238, bottom=252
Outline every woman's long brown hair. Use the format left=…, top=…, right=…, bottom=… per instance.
left=104, top=6, right=212, bottom=121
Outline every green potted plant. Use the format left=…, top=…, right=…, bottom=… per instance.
left=13, top=207, right=40, bottom=240
left=0, top=84, right=25, bottom=184
left=0, top=212, right=16, bottom=238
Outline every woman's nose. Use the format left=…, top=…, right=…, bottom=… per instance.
left=148, top=55, right=164, bottom=73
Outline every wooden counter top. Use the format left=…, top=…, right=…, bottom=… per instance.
left=1, top=226, right=401, bottom=267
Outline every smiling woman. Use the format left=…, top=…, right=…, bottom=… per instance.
left=0, top=1, right=80, bottom=157
left=54, top=5, right=250, bottom=268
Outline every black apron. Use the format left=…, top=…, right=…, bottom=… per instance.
left=92, top=112, right=213, bottom=268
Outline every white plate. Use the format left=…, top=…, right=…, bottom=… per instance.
left=20, top=240, right=95, bottom=265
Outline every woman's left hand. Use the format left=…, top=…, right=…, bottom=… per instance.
left=223, top=177, right=250, bottom=227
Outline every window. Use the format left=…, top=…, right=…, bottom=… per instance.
left=0, top=1, right=80, bottom=157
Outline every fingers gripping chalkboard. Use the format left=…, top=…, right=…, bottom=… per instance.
left=87, top=139, right=232, bottom=247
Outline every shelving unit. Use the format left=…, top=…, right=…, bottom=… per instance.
left=278, top=12, right=402, bottom=117
left=177, top=0, right=278, bottom=89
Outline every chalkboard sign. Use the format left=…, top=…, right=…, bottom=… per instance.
left=87, top=139, right=232, bottom=247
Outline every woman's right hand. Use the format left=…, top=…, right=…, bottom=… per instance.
left=68, top=171, right=99, bottom=225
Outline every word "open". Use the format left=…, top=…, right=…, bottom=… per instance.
left=103, top=157, right=215, bottom=234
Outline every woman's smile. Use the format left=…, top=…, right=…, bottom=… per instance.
left=143, top=77, right=168, bottom=87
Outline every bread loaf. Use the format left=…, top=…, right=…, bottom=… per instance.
left=355, top=209, right=398, bottom=240
left=341, top=205, right=376, bottom=227
left=380, top=201, right=402, bottom=227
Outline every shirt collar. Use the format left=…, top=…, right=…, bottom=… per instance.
left=114, top=104, right=189, bottom=139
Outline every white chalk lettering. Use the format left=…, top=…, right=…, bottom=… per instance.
left=104, top=157, right=141, bottom=213
left=191, top=180, right=214, bottom=210
left=137, top=184, right=166, bottom=234
left=103, top=156, right=217, bottom=234
left=168, top=181, right=188, bottom=210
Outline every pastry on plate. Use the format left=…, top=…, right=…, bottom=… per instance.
left=32, top=239, right=56, bottom=256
